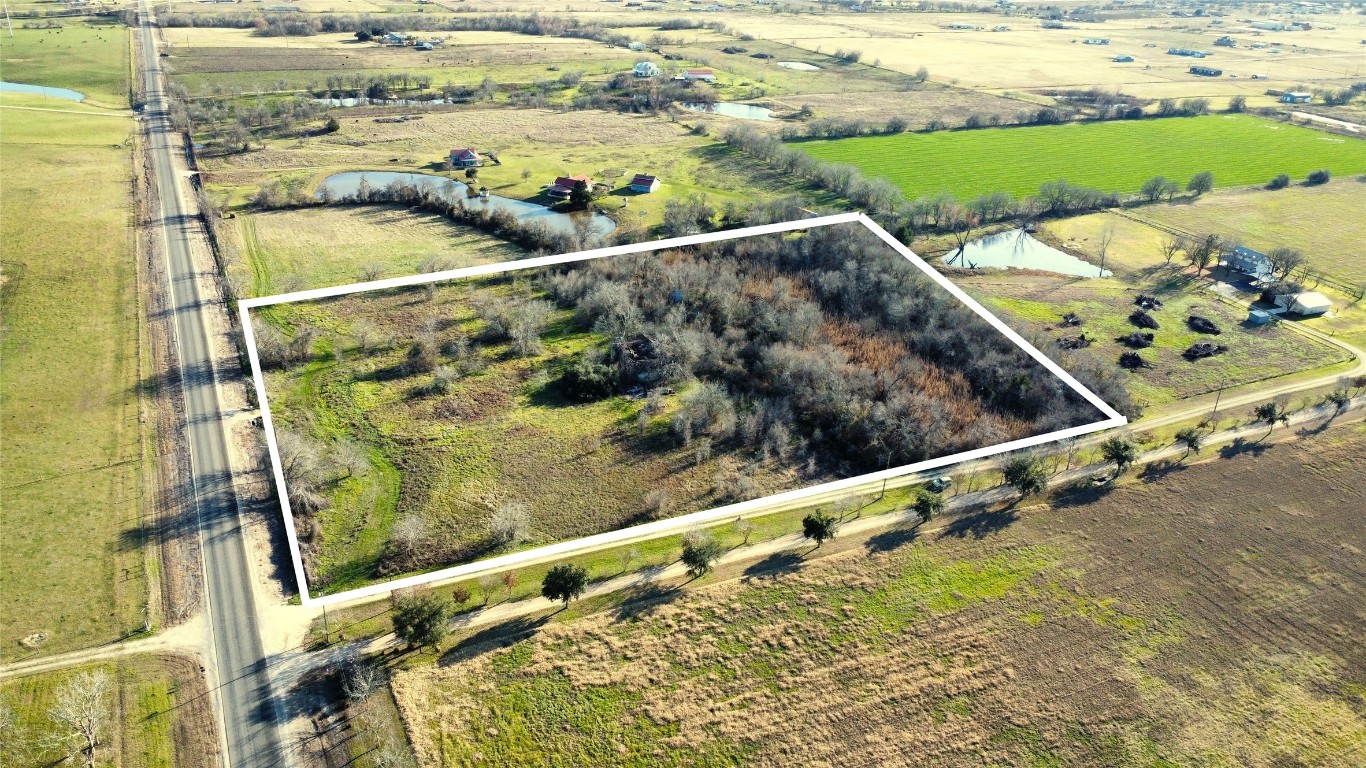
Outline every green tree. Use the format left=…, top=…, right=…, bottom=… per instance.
left=1186, top=171, right=1214, bottom=196
left=912, top=490, right=943, bottom=525
left=1002, top=455, right=1048, bottom=498
left=1174, top=427, right=1203, bottom=458
left=541, top=564, right=589, bottom=607
left=1253, top=401, right=1290, bottom=434
left=802, top=512, right=838, bottom=547
left=569, top=179, right=593, bottom=210
left=681, top=529, right=724, bottom=578
left=391, top=588, right=450, bottom=650
left=1140, top=175, right=1168, bottom=202
left=1100, top=437, right=1138, bottom=475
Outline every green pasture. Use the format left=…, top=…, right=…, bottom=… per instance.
left=0, top=20, right=131, bottom=107
left=797, top=115, right=1366, bottom=202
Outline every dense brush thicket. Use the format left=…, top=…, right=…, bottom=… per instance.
left=542, top=223, right=1108, bottom=471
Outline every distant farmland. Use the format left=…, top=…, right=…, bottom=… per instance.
left=797, top=115, right=1366, bottom=202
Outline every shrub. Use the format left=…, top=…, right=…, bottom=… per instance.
left=1266, top=173, right=1291, bottom=190
left=681, top=528, right=723, bottom=577
left=1305, top=169, right=1331, bottom=185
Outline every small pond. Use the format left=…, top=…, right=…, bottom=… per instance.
left=776, top=61, right=821, bottom=71
left=317, top=171, right=617, bottom=238
left=942, top=230, right=1111, bottom=278
left=681, top=102, right=774, bottom=121
left=1, top=81, right=86, bottom=102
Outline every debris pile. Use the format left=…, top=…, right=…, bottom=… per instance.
left=1187, top=315, right=1221, bottom=334
left=1129, top=310, right=1160, bottom=329
left=1118, top=351, right=1150, bottom=369
left=1060, top=312, right=1083, bottom=327
left=1057, top=333, right=1091, bottom=350
left=1118, top=332, right=1155, bottom=348
left=1134, top=294, right=1164, bottom=310
left=1183, top=342, right=1228, bottom=360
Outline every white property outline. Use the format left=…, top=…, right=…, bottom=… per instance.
left=241, top=213, right=1126, bottom=607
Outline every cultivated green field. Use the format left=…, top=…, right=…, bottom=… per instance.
left=0, top=93, right=144, bottom=655
left=798, top=115, right=1366, bottom=202
left=0, top=20, right=131, bottom=107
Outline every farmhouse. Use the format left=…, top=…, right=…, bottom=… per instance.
left=1226, top=246, right=1273, bottom=281
left=1281, top=92, right=1312, bottom=103
left=682, top=68, right=717, bottom=82
left=1190, top=65, right=1223, bottom=77
left=633, top=61, right=661, bottom=77
left=1276, top=291, right=1332, bottom=316
left=629, top=174, right=661, bottom=193
left=448, top=148, right=480, bottom=168
left=546, top=174, right=593, bottom=199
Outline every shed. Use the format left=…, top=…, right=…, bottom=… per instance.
left=1190, top=65, right=1223, bottom=76
left=1247, top=309, right=1274, bottom=325
left=629, top=174, right=661, bottom=193
left=633, top=61, right=661, bottom=78
left=1280, top=92, right=1312, bottom=103
left=683, top=68, right=716, bottom=82
left=1083, top=38, right=1110, bottom=45
left=1276, top=291, right=1332, bottom=316
left=1113, top=54, right=1134, bottom=62
left=449, top=148, right=480, bottom=168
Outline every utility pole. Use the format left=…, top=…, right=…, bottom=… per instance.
left=3, top=0, right=13, bottom=38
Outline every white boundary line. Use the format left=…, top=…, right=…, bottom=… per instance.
left=240, top=214, right=1125, bottom=607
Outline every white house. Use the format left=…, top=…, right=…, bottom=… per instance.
left=1276, top=291, right=1332, bottom=316
left=633, top=61, right=661, bottom=78
left=683, top=68, right=716, bottom=82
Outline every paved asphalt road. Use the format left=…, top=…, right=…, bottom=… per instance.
left=135, top=7, right=285, bottom=766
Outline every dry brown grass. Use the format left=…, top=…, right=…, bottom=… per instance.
left=392, top=421, right=1366, bottom=767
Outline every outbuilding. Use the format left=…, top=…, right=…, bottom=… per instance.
left=1190, top=65, right=1223, bottom=76
left=682, top=68, right=716, bottom=82
left=629, top=174, right=661, bottom=193
left=1281, top=92, right=1312, bottom=103
left=1276, top=291, right=1332, bottom=316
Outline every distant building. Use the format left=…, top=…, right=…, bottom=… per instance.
left=1113, top=54, right=1134, bottom=62
left=1276, top=291, right=1332, bottom=316
left=1189, top=65, right=1223, bottom=76
left=1169, top=47, right=1209, bottom=58
left=415, top=42, right=433, bottom=51
left=449, top=148, right=480, bottom=168
left=1226, top=246, right=1273, bottom=281
left=629, top=174, right=661, bottom=193
left=682, top=68, right=716, bottom=82
left=992, top=25, right=1011, bottom=32
left=1281, top=92, right=1312, bottom=103
left=633, top=61, right=661, bottom=77
left=1251, top=20, right=1287, bottom=31
left=1215, top=36, right=1237, bottom=47
left=628, top=41, right=647, bottom=51
left=547, top=174, right=593, bottom=199
left=1083, top=38, right=1110, bottom=45
left=948, top=23, right=980, bottom=30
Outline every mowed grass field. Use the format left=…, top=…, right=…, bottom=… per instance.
left=0, top=96, right=145, bottom=653
left=231, top=206, right=526, bottom=296
left=0, top=20, right=131, bottom=107
left=0, top=655, right=217, bottom=768
left=391, top=422, right=1366, bottom=767
left=798, top=115, right=1366, bottom=202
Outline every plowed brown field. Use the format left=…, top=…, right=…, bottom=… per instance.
left=392, top=421, right=1366, bottom=767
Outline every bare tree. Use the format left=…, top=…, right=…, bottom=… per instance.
left=490, top=501, right=531, bottom=545
left=1097, top=222, right=1115, bottom=274
left=47, top=669, right=111, bottom=768
left=1158, top=236, right=1183, bottom=267
left=342, top=660, right=386, bottom=703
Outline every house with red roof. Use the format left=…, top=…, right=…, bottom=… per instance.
left=547, top=174, right=593, bottom=199
left=449, top=148, right=480, bottom=168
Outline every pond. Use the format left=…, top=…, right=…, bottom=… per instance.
left=776, top=61, right=821, bottom=71
left=942, top=230, right=1111, bottom=278
left=317, top=171, right=617, bottom=239
left=1, top=81, right=86, bottom=102
left=680, top=102, right=774, bottom=121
